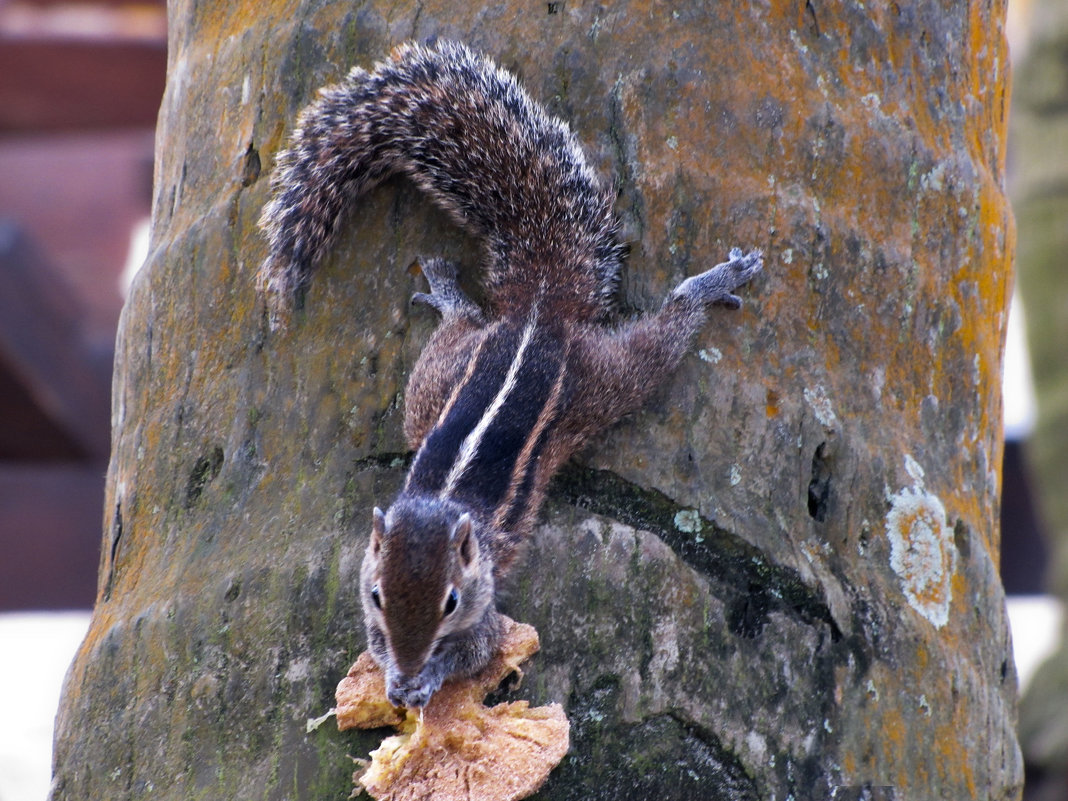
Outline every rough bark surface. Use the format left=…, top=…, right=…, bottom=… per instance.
left=52, top=3, right=1021, bottom=800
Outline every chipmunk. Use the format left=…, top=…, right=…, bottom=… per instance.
left=258, top=40, right=762, bottom=708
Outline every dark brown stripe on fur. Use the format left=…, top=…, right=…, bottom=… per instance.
left=493, top=342, right=568, bottom=532
left=405, top=323, right=519, bottom=494
left=449, top=329, right=564, bottom=511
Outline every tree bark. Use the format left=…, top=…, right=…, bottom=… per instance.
left=52, top=2, right=1021, bottom=800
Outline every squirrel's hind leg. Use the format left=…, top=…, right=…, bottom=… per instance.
left=569, top=247, right=762, bottom=434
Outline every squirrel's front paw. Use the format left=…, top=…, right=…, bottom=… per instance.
left=385, top=667, right=443, bottom=709
left=671, top=247, right=764, bottom=309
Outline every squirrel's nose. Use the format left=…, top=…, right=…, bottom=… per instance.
left=394, top=655, right=426, bottom=677
left=390, top=637, right=435, bottom=677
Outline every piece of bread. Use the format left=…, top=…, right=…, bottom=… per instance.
left=335, top=616, right=569, bottom=801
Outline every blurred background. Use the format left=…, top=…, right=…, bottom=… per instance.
left=0, top=1, right=164, bottom=798
left=0, top=1, right=1064, bottom=800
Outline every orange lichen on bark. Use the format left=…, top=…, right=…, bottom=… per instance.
left=335, top=617, right=570, bottom=801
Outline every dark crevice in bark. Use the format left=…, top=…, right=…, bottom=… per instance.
left=550, top=462, right=840, bottom=638
left=348, top=453, right=840, bottom=638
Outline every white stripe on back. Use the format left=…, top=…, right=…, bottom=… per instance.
left=441, top=306, right=539, bottom=498
left=404, top=328, right=493, bottom=493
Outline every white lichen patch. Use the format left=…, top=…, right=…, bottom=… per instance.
left=885, top=479, right=955, bottom=629
left=803, top=385, right=838, bottom=429
left=904, top=454, right=926, bottom=484
left=790, top=29, right=810, bottom=55
left=745, top=731, right=767, bottom=763
left=918, top=694, right=932, bottom=716
left=698, top=347, right=722, bottom=364
left=920, top=162, right=946, bottom=192
left=673, top=509, right=703, bottom=541
left=861, top=92, right=882, bottom=112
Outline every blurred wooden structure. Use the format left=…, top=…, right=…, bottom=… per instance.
left=0, top=0, right=165, bottom=609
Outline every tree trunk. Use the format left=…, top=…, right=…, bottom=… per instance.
left=51, top=3, right=1021, bottom=800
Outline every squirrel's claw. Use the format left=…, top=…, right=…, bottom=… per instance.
left=410, top=291, right=440, bottom=310
left=715, top=294, right=744, bottom=310
left=386, top=668, right=442, bottom=710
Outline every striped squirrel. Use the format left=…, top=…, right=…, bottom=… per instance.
left=258, top=40, right=762, bottom=708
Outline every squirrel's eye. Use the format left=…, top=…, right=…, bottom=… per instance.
left=370, top=584, right=382, bottom=609
left=443, top=587, right=459, bottom=616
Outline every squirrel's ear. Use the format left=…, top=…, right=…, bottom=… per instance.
left=371, top=507, right=386, bottom=555
left=451, top=513, right=477, bottom=568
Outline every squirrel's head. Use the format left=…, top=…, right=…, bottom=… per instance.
left=361, top=496, right=494, bottom=677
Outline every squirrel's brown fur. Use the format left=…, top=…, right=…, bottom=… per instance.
left=258, top=40, right=762, bottom=708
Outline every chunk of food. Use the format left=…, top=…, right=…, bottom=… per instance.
left=335, top=617, right=570, bottom=801
left=335, top=651, right=406, bottom=730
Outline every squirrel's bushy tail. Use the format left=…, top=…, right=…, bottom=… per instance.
left=258, top=40, right=624, bottom=320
